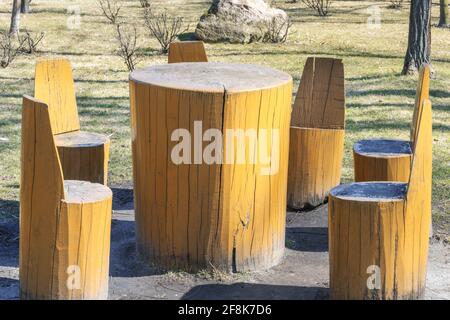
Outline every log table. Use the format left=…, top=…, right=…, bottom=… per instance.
left=129, top=63, right=292, bottom=272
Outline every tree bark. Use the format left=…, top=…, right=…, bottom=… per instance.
left=20, top=0, right=30, bottom=14
left=9, top=0, right=21, bottom=35
left=402, top=0, right=432, bottom=75
left=439, top=0, right=449, bottom=27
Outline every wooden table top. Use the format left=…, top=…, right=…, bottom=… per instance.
left=129, top=62, right=292, bottom=93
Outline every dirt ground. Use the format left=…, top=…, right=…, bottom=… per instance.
left=1, top=185, right=449, bottom=300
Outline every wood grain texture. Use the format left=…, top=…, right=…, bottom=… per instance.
left=20, top=96, right=112, bottom=300
left=168, top=41, right=208, bottom=63
left=287, top=57, right=346, bottom=208
left=287, top=127, right=344, bottom=209
left=328, top=99, right=432, bottom=300
left=129, top=63, right=292, bottom=272
left=353, top=65, right=430, bottom=183
left=34, top=58, right=80, bottom=135
left=55, top=131, right=110, bottom=185
left=35, top=58, right=111, bottom=185
left=291, top=57, right=345, bottom=129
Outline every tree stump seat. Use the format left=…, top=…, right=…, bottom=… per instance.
left=54, top=131, right=110, bottom=184
left=287, top=57, right=346, bottom=209
left=353, top=66, right=429, bottom=183
left=34, top=58, right=110, bottom=185
left=20, top=96, right=113, bottom=300
left=353, top=139, right=412, bottom=182
left=328, top=98, right=432, bottom=300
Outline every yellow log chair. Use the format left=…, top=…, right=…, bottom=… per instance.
left=353, top=65, right=430, bottom=182
left=328, top=98, right=432, bottom=300
left=20, top=96, right=112, bottom=300
left=34, top=58, right=110, bottom=185
left=287, top=57, right=346, bottom=209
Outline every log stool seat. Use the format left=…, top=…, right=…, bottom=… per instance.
left=54, top=131, right=110, bottom=184
left=34, top=58, right=110, bottom=185
left=353, top=65, right=429, bottom=183
left=287, top=57, right=346, bottom=209
left=20, top=96, right=113, bottom=300
left=353, top=139, right=412, bottom=182
left=328, top=99, right=432, bottom=300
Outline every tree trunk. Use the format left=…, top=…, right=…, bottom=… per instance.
left=439, top=0, right=449, bottom=27
left=9, top=0, right=21, bottom=35
left=20, top=0, right=30, bottom=14
left=402, top=0, right=432, bottom=75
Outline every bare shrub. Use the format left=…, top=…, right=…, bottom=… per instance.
left=98, top=0, right=122, bottom=24
left=262, top=17, right=292, bottom=43
left=302, top=0, right=332, bottom=16
left=21, top=30, right=45, bottom=54
left=139, top=0, right=151, bottom=8
left=0, top=32, right=26, bottom=68
left=387, top=0, right=403, bottom=9
left=143, top=8, right=189, bottom=53
left=115, top=23, right=140, bottom=71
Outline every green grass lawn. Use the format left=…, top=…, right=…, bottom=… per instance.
left=0, top=0, right=449, bottom=238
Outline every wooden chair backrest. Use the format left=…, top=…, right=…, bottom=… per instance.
left=402, top=98, right=432, bottom=293
left=20, top=96, right=65, bottom=297
left=410, top=64, right=430, bottom=148
left=168, top=41, right=208, bottom=63
left=34, top=58, right=80, bottom=135
left=291, top=57, right=345, bottom=129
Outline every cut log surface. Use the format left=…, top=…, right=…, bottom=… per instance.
left=129, top=62, right=292, bottom=93
left=64, top=180, right=112, bottom=202
left=55, top=131, right=110, bottom=185
left=330, top=182, right=407, bottom=202
left=55, top=131, right=109, bottom=148
left=354, top=139, right=412, bottom=156
left=353, top=139, right=412, bottom=183
left=129, top=62, right=292, bottom=272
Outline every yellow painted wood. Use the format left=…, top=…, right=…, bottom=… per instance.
left=287, top=127, right=344, bottom=209
left=328, top=99, right=432, bottom=300
left=287, top=57, right=345, bottom=208
left=354, top=151, right=411, bottom=183
left=34, top=58, right=110, bottom=185
left=353, top=65, right=430, bottom=183
left=129, top=63, right=292, bottom=272
left=55, top=131, right=110, bottom=185
left=34, top=58, right=80, bottom=135
left=168, top=41, right=208, bottom=63
left=20, top=96, right=112, bottom=300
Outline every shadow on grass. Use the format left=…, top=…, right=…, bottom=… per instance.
left=182, top=283, right=329, bottom=300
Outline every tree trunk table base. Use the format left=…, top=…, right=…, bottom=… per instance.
left=129, top=63, right=292, bottom=272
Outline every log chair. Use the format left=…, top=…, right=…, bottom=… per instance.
left=168, top=41, right=208, bottom=63
left=20, top=96, right=113, bottom=300
left=328, top=98, right=432, bottom=300
left=353, top=65, right=430, bottom=183
left=34, top=58, right=110, bottom=185
left=287, top=57, right=346, bottom=209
